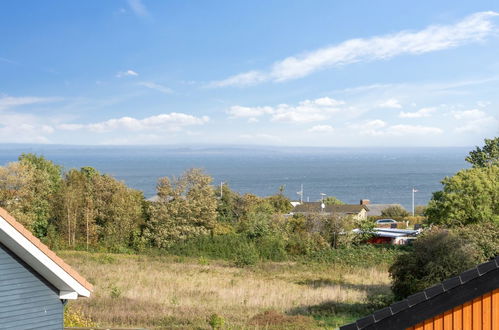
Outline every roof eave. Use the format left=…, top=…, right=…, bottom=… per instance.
left=0, top=215, right=92, bottom=299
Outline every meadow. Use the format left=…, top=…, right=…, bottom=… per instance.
left=61, top=248, right=399, bottom=329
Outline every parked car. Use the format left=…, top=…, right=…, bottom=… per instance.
left=375, top=218, right=397, bottom=225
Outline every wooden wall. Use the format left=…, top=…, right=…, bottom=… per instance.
left=0, top=243, right=63, bottom=329
left=407, top=288, right=499, bottom=330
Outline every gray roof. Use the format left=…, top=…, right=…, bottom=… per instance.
left=293, top=202, right=367, bottom=215
left=146, top=195, right=160, bottom=202
left=365, top=204, right=404, bottom=217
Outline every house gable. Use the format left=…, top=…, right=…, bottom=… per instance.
left=0, top=207, right=92, bottom=299
left=0, top=242, right=63, bottom=329
left=341, top=256, right=499, bottom=329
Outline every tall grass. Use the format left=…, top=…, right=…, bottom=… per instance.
left=61, top=248, right=399, bottom=329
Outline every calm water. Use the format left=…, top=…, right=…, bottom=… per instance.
left=0, top=145, right=469, bottom=210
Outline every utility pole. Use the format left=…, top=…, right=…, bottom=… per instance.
left=296, top=184, right=303, bottom=203
left=220, top=181, right=224, bottom=198
left=320, top=193, right=326, bottom=212
left=412, top=187, right=418, bottom=216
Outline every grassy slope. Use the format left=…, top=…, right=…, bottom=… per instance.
left=61, top=250, right=398, bottom=329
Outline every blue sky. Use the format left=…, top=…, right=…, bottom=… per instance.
left=1, top=1, right=498, bottom=146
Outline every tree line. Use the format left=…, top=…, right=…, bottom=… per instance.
left=0, top=156, right=297, bottom=252
left=0, top=137, right=497, bottom=262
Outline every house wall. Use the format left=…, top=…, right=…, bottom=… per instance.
left=0, top=243, right=63, bottom=330
left=351, top=209, right=367, bottom=221
left=406, top=288, right=499, bottom=330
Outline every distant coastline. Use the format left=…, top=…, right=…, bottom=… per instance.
left=0, top=145, right=469, bottom=210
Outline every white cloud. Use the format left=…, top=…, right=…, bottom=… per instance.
left=452, top=109, right=486, bottom=120
left=399, top=107, right=436, bottom=118
left=378, top=98, right=402, bottom=109
left=387, top=125, right=443, bottom=135
left=307, top=125, right=334, bottom=133
left=116, top=70, right=139, bottom=78
left=60, top=113, right=209, bottom=133
left=353, top=120, right=442, bottom=136
left=138, top=81, right=173, bottom=94
left=0, top=95, right=61, bottom=110
left=452, top=109, right=499, bottom=133
left=127, top=0, right=149, bottom=17
left=227, top=105, right=274, bottom=118
left=476, top=100, right=491, bottom=108
left=211, top=11, right=499, bottom=87
left=209, top=71, right=267, bottom=88
left=0, top=113, right=54, bottom=143
left=228, top=97, right=344, bottom=123
left=358, top=119, right=388, bottom=135
left=57, top=123, right=85, bottom=130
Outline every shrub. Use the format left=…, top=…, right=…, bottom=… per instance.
left=109, top=284, right=122, bottom=298
left=352, top=218, right=376, bottom=245
left=453, top=222, right=499, bottom=260
left=64, top=305, right=97, bottom=327
left=285, top=232, right=329, bottom=256
left=169, top=233, right=291, bottom=262
left=389, top=229, right=481, bottom=299
left=208, top=313, right=225, bottom=329
left=237, top=211, right=273, bottom=239
left=233, top=242, right=260, bottom=267
left=306, top=245, right=402, bottom=267
left=256, top=235, right=288, bottom=261
left=381, top=205, right=409, bottom=218
left=168, top=234, right=247, bottom=260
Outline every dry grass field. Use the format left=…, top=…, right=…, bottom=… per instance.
left=60, top=251, right=393, bottom=329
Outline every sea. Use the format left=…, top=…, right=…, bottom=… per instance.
left=0, top=145, right=470, bottom=210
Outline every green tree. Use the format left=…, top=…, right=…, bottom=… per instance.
left=390, top=229, right=480, bottom=299
left=323, top=196, right=345, bottom=205
left=465, top=137, right=499, bottom=168
left=56, top=167, right=144, bottom=249
left=0, top=154, right=62, bottom=237
left=216, top=183, right=241, bottom=223
left=452, top=222, right=499, bottom=260
left=144, top=169, right=217, bottom=248
left=19, top=153, right=62, bottom=192
left=93, top=174, right=144, bottom=250
left=426, top=166, right=499, bottom=226
left=320, top=214, right=354, bottom=249
left=266, top=186, right=293, bottom=214
left=56, top=169, right=86, bottom=247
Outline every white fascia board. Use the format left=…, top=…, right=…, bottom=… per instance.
left=0, top=216, right=91, bottom=298
left=60, top=291, right=79, bottom=299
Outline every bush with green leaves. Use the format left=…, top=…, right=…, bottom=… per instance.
left=381, top=205, right=409, bottom=218
left=452, top=222, right=499, bottom=261
left=389, top=229, right=481, bottom=299
left=233, top=242, right=260, bottom=267
left=208, top=313, right=225, bottom=329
